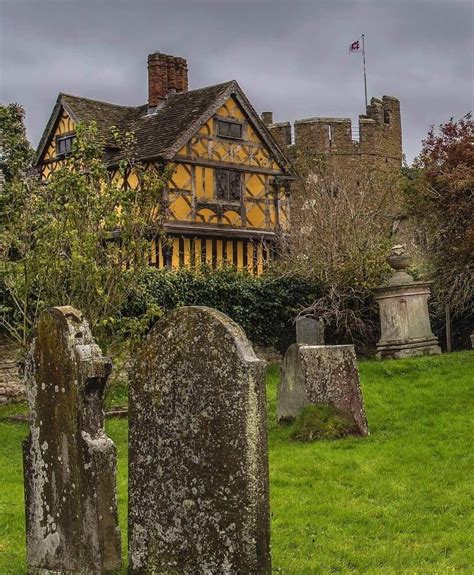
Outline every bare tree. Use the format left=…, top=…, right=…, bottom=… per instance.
left=277, top=150, right=404, bottom=346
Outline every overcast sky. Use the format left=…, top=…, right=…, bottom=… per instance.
left=1, top=0, right=472, bottom=163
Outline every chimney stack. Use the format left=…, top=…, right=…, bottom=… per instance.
left=261, top=112, right=273, bottom=125
left=148, top=52, right=188, bottom=111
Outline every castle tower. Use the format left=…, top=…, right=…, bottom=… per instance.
left=261, top=95, right=403, bottom=169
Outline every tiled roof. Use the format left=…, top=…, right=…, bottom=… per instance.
left=36, top=81, right=291, bottom=171
left=61, top=94, right=145, bottom=140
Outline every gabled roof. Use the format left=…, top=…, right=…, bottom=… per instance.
left=35, top=81, right=292, bottom=173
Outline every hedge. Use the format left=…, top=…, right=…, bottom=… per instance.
left=122, top=266, right=323, bottom=351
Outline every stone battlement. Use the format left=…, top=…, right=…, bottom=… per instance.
left=262, top=95, right=402, bottom=165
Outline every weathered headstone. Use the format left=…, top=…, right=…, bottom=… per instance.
left=129, top=306, right=270, bottom=574
left=23, top=306, right=121, bottom=574
left=296, top=316, right=325, bottom=345
left=277, top=344, right=369, bottom=435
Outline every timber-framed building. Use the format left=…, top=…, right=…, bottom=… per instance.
left=35, top=52, right=293, bottom=274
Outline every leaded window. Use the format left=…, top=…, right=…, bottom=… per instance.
left=215, top=169, right=241, bottom=201
left=56, top=135, right=75, bottom=157
left=217, top=120, right=243, bottom=140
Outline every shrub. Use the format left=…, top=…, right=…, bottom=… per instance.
left=122, top=265, right=323, bottom=350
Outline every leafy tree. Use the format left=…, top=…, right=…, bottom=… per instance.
left=1, top=105, right=169, bottom=349
left=407, top=113, right=473, bottom=316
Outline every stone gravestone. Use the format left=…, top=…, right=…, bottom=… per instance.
left=277, top=344, right=369, bottom=436
left=129, top=306, right=270, bottom=574
left=23, top=306, right=121, bottom=574
left=296, top=316, right=325, bottom=346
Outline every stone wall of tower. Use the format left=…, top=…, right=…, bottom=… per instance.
left=262, top=95, right=402, bottom=169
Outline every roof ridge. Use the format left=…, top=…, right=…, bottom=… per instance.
left=60, top=92, right=141, bottom=110
left=181, top=80, right=235, bottom=95
left=59, top=81, right=235, bottom=111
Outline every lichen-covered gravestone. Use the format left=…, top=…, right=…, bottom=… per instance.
left=296, top=316, right=325, bottom=345
left=129, top=306, right=270, bottom=574
left=277, top=344, right=369, bottom=436
left=23, top=306, right=121, bottom=574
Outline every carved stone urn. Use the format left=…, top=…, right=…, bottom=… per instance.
left=374, top=246, right=441, bottom=359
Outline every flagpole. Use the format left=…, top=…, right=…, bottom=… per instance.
left=362, top=34, right=368, bottom=110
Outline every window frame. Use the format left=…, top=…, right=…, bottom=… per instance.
left=214, top=168, right=242, bottom=202
left=55, top=133, right=76, bottom=158
left=215, top=118, right=245, bottom=141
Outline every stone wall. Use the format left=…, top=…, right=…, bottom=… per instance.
left=0, top=344, right=25, bottom=404
left=262, top=95, right=402, bottom=169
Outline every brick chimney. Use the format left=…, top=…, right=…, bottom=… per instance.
left=147, top=52, right=188, bottom=110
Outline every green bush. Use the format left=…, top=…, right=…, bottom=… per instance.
left=122, top=266, right=323, bottom=350
left=290, top=403, right=359, bottom=441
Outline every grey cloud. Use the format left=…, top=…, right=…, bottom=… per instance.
left=1, top=0, right=472, bottom=162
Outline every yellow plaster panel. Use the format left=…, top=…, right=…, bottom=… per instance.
left=226, top=241, right=234, bottom=262
left=204, top=168, right=213, bottom=199
left=190, top=138, right=208, bottom=159
left=170, top=164, right=192, bottom=190
left=268, top=204, right=277, bottom=226
left=247, top=242, right=254, bottom=273
left=246, top=204, right=266, bottom=229
left=237, top=241, right=244, bottom=268
left=216, top=240, right=223, bottom=263
left=222, top=210, right=241, bottom=227
left=196, top=208, right=217, bottom=224
left=256, top=243, right=264, bottom=275
left=194, top=238, right=202, bottom=264
left=170, top=195, right=192, bottom=221
left=172, top=238, right=180, bottom=269
left=199, top=120, right=212, bottom=136
left=195, top=166, right=204, bottom=197
left=245, top=174, right=265, bottom=198
left=217, top=97, right=245, bottom=121
left=184, top=238, right=191, bottom=266
left=127, top=170, right=139, bottom=190
left=206, top=239, right=213, bottom=265
left=194, top=165, right=213, bottom=200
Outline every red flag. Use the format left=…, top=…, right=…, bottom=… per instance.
left=349, top=40, right=361, bottom=53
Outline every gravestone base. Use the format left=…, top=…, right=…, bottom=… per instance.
left=278, top=344, right=368, bottom=436
left=376, top=338, right=441, bottom=359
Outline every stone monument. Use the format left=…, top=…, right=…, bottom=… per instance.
left=129, top=306, right=271, bottom=574
left=277, top=344, right=369, bottom=435
left=296, top=316, right=325, bottom=345
left=23, top=306, right=121, bottom=574
left=374, top=245, right=441, bottom=359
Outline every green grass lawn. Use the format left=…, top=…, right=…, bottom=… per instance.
left=1, top=352, right=473, bottom=574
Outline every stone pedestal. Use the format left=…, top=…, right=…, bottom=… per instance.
left=374, top=246, right=441, bottom=359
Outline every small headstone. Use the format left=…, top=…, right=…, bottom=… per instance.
left=277, top=344, right=369, bottom=435
left=129, top=306, right=271, bottom=574
left=23, top=306, right=121, bottom=574
left=296, top=316, right=325, bottom=345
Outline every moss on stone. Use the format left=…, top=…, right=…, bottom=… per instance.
left=290, top=403, right=359, bottom=442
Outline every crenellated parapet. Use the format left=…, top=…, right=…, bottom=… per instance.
left=262, top=95, right=402, bottom=166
